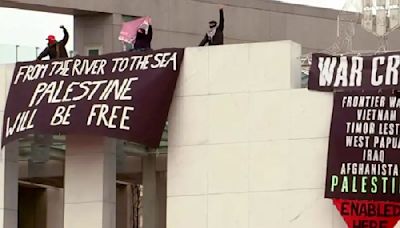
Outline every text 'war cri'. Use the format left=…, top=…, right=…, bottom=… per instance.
left=318, top=55, right=400, bottom=87
left=12, top=52, right=178, bottom=84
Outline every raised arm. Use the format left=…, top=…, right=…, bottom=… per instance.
left=218, top=8, right=224, bottom=31
left=36, top=47, right=49, bottom=60
left=199, top=34, right=209, bottom=46
left=147, top=25, right=153, bottom=42
left=59, top=26, right=69, bottom=46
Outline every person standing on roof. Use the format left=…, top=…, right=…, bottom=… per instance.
left=133, top=19, right=153, bottom=51
left=37, top=25, right=69, bottom=60
left=199, top=5, right=224, bottom=46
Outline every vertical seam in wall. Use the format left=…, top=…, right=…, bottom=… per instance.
left=206, top=47, right=210, bottom=228
left=167, top=0, right=172, bottom=46
left=207, top=47, right=210, bottom=96
left=248, top=44, right=252, bottom=228
left=247, top=44, right=250, bottom=228
left=206, top=146, right=209, bottom=228
left=247, top=143, right=250, bottom=228
left=331, top=202, right=334, bottom=228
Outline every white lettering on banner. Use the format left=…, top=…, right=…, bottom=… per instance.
left=87, top=104, right=134, bottom=130
left=318, top=57, right=337, bottom=86
left=341, top=96, right=386, bottom=108
left=370, top=56, right=400, bottom=86
left=5, top=109, right=37, bottom=137
left=50, top=59, right=107, bottom=77
left=12, top=51, right=179, bottom=86
left=111, top=52, right=178, bottom=72
left=71, top=59, right=107, bottom=76
left=372, top=56, right=385, bottom=86
left=151, top=52, right=178, bottom=71
left=112, top=56, right=152, bottom=72
left=99, top=77, right=138, bottom=101
left=334, top=56, right=349, bottom=87
left=2, top=49, right=184, bottom=148
left=49, top=59, right=73, bottom=77
left=50, top=105, right=76, bottom=126
left=14, top=64, right=49, bottom=84
left=62, top=82, right=81, bottom=102
left=350, top=56, right=363, bottom=87
left=120, top=106, right=134, bottom=130
left=385, top=55, right=400, bottom=85
left=318, top=56, right=363, bottom=87
left=389, top=97, right=400, bottom=108
left=28, top=78, right=139, bottom=107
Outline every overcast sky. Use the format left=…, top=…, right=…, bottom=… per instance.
left=0, top=0, right=347, bottom=62
left=0, top=8, right=73, bottom=49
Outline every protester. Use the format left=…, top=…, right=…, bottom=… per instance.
left=199, top=5, right=224, bottom=46
left=133, top=23, right=153, bottom=51
left=37, top=25, right=69, bottom=60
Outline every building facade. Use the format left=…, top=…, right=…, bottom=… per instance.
left=0, top=1, right=399, bottom=228
left=1, top=0, right=399, bottom=55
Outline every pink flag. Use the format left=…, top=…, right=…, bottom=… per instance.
left=119, top=16, right=151, bottom=44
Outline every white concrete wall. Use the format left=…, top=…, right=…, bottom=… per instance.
left=0, top=64, right=14, bottom=117
left=0, top=64, right=18, bottom=228
left=167, top=41, right=349, bottom=228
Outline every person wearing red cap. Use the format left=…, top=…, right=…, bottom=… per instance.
left=37, top=25, right=69, bottom=60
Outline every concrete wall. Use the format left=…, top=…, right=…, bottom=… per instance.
left=166, top=41, right=350, bottom=228
left=0, top=64, right=18, bottom=228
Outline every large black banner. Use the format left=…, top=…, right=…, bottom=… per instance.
left=309, top=52, right=400, bottom=227
left=2, top=48, right=184, bottom=148
left=309, top=52, right=400, bottom=91
left=326, top=91, right=400, bottom=201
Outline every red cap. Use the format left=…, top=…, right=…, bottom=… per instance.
left=47, top=35, right=56, bottom=44
left=46, top=35, right=56, bottom=41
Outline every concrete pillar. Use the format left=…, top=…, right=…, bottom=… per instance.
left=46, top=187, right=63, bottom=228
left=142, top=155, right=157, bottom=228
left=156, top=172, right=167, bottom=228
left=64, top=135, right=116, bottom=228
left=0, top=142, right=18, bottom=228
left=74, top=13, right=123, bottom=56
left=18, top=185, right=46, bottom=228
left=116, top=183, right=134, bottom=228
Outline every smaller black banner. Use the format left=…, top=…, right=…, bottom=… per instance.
left=308, top=52, right=400, bottom=91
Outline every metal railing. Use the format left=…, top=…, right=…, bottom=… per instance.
left=0, top=44, right=73, bottom=64
left=0, top=44, right=39, bottom=64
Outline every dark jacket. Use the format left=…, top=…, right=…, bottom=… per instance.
left=134, top=25, right=153, bottom=50
left=37, top=28, right=69, bottom=60
left=199, top=9, right=224, bottom=46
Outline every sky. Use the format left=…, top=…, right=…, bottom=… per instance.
left=279, top=0, right=347, bottom=9
left=0, top=8, right=73, bottom=49
left=0, top=1, right=347, bottom=62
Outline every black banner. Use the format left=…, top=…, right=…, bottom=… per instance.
left=309, top=52, right=400, bottom=91
left=326, top=91, right=400, bottom=201
left=2, top=48, right=184, bottom=148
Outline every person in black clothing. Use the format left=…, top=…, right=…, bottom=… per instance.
left=199, top=6, right=224, bottom=46
left=133, top=24, right=153, bottom=51
left=37, top=25, right=69, bottom=60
